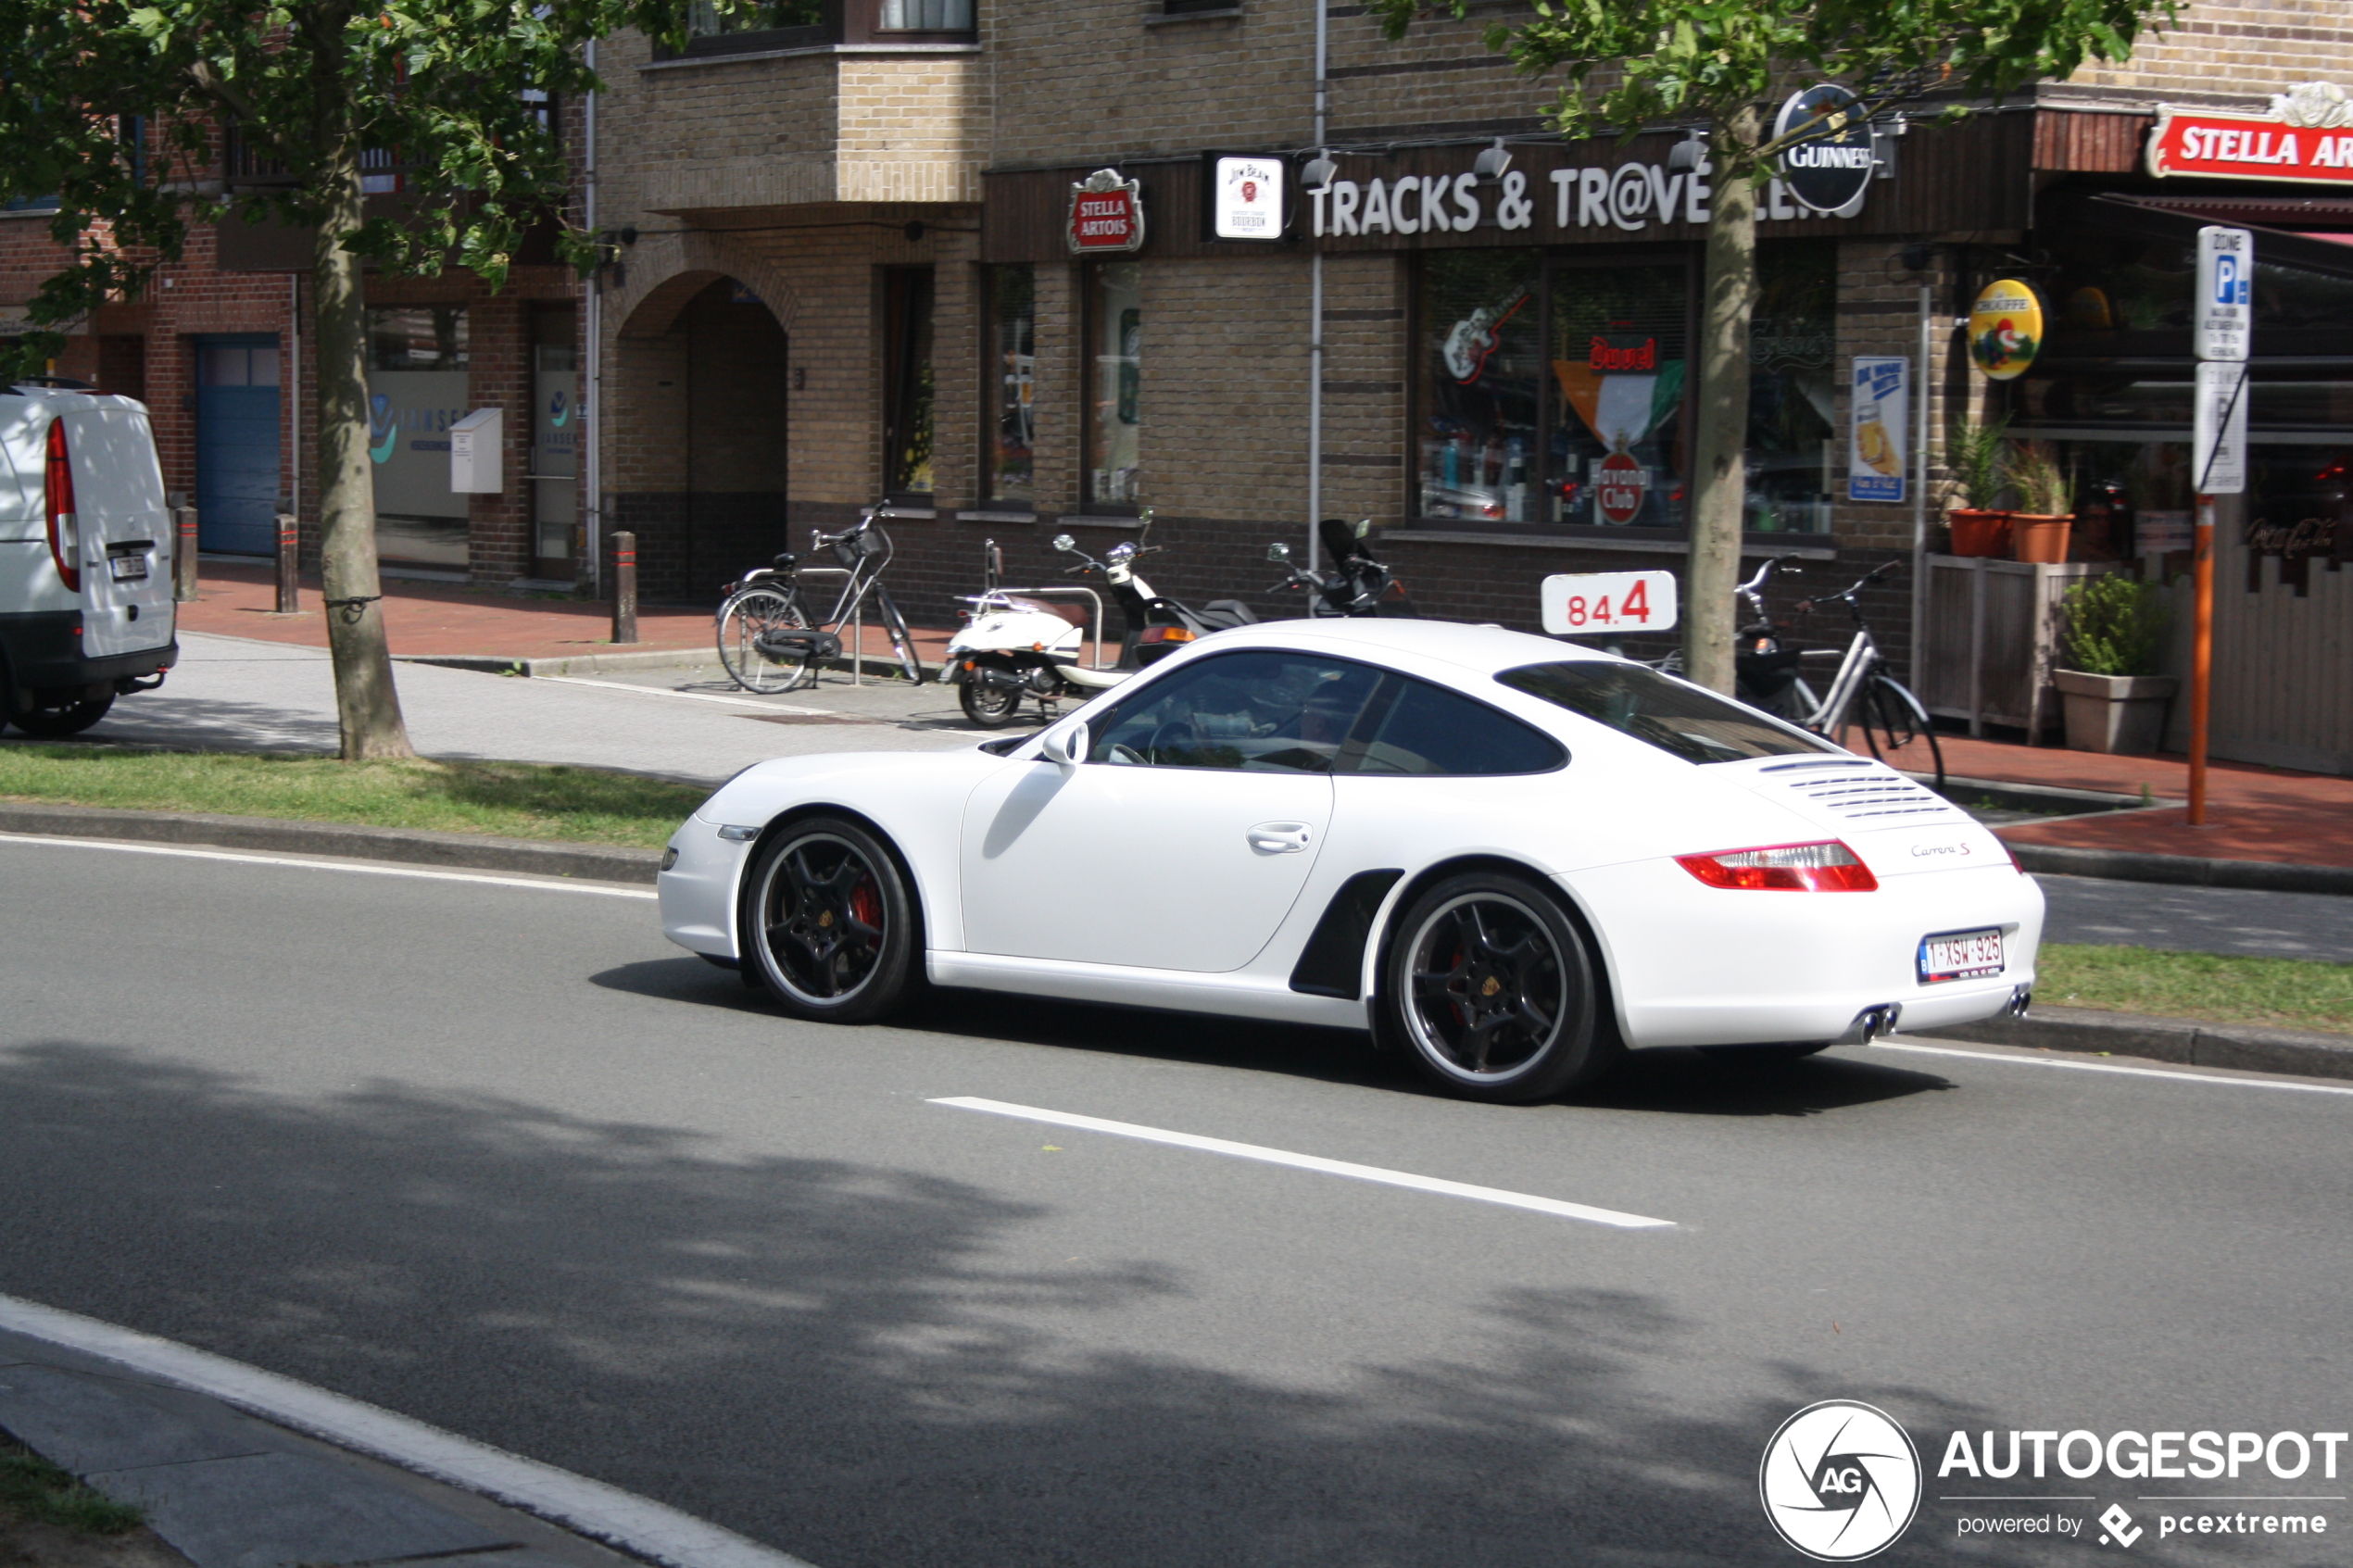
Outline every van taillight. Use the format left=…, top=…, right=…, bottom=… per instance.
left=44, top=419, right=80, bottom=593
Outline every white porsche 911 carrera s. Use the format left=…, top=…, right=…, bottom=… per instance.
left=659, top=620, right=2041, bottom=1102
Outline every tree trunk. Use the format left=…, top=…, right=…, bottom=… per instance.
left=313, top=141, right=414, bottom=760
left=1682, top=107, right=1762, bottom=696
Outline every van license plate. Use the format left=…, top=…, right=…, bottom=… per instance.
left=109, top=554, right=147, bottom=581
left=1919, top=928, right=2004, bottom=984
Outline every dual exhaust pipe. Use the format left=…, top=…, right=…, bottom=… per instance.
left=1846, top=985, right=2029, bottom=1047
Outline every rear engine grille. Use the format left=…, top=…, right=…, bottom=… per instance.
left=1760, top=760, right=1959, bottom=822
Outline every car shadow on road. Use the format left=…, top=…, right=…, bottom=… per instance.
left=0, top=1039, right=2037, bottom=1568
left=590, top=957, right=1956, bottom=1118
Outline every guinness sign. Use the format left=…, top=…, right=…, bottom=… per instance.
left=1772, top=85, right=1877, bottom=216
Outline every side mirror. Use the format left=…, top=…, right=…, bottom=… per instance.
left=1353, top=517, right=1373, bottom=539
left=1266, top=542, right=1291, bottom=563
left=1039, top=722, right=1088, bottom=768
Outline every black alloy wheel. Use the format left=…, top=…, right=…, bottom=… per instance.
left=744, top=816, right=919, bottom=1022
left=958, top=673, right=1022, bottom=728
left=1381, top=871, right=1617, bottom=1103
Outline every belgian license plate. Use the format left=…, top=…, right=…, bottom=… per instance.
left=109, top=553, right=148, bottom=582
left=1919, top=927, right=2005, bottom=984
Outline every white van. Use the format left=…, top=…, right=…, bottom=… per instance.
left=0, top=381, right=178, bottom=735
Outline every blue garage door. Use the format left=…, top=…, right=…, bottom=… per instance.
left=195, top=335, right=281, bottom=555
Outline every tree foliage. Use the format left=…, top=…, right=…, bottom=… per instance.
left=0, top=0, right=691, bottom=365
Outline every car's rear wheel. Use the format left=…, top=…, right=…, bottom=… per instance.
left=743, top=816, right=919, bottom=1022
left=1380, top=871, right=1617, bottom=1102
left=6, top=693, right=114, bottom=737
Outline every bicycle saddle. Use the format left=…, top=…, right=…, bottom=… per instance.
left=772, top=552, right=798, bottom=571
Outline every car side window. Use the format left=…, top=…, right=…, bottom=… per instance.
left=1346, top=674, right=1566, bottom=776
left=1088, top=652, right=1382, bottom=772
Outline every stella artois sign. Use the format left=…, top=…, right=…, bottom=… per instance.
left=2149, top=81, right=2353, bottom=186
left=1067, top=168, right=1146, bottom=255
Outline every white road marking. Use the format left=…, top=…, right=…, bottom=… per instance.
left=0, top=1292, right=814, bottom=1568
left=930, top=1097, right=1674, bottom=1229
left=0, top=834, right=657, bottom=899
left=538, top=674, right=833, bottom=713
left=1876, top=1039, right=2353, bottom=1098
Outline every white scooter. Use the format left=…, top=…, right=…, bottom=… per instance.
left=943, top=537, right=1132, bottom=729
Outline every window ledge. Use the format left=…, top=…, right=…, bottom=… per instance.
left=1145, top=6, right=1242, bottom=25
left=956, top=509, right=1038, bottom=523
left=875, top=504, right=938, bottom=520
left=1378, top=529, right=1839, bottom=559
left=644, top=41, right=981, bottom=69
left=1053, top=514, right=1150, bottom=529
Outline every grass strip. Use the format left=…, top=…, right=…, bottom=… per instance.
left=0, top=1436, right=144, bottom=1535
left=0, top=745, right=707, bottom=850
left=2038, top=943, right=2353, bottom=1035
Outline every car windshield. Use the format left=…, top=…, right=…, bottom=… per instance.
left=1495, top=661, right=1838, bottom=765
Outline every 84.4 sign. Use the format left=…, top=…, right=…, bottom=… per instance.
left=1541, top=571, right=1679, bottom=635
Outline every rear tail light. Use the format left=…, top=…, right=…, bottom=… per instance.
left=44, top=418, right=80, bottom=593
left=1995, top=834, right=2025, bottom=873
left=1676, top=840, right=1879, bottom=892
left=1139, top=625, right=1194, bottom=645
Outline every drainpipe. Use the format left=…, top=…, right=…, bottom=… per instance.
left=584, top=39, right=603, bottom=596
left=1305, top=0, right=1327, bottom=571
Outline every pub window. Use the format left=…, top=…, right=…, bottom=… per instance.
left=1547, top=257, right=1691, bottom=529
left=879, top=0, right=973, bottom=26
left=1085, top=260, right=1144, bottom=508
left=1416, top=250, right=1541, bottom=524
left=983, top=264, right=1036, bottom=506
left=1744, top=240, right=1837, bottom=535
left=883, top=266, right=937, bottom=498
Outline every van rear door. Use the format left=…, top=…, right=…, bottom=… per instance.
left=62, top=401, right=175, bottom=659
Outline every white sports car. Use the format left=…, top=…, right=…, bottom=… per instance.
left=660, top=620, right=2041, bottom=1102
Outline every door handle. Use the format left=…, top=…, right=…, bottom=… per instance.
left=1247, top=822, right=1313, bottom=854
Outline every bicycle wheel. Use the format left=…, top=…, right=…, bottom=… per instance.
left=1857, top=676, right=1946, bottom=793
left=875, top=589, right=925, bottom=684
left=718, top=587, right=816, bottom=693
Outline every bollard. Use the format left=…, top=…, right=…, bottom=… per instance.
left=611, top=531, right=638, bottom=644
left=173, top=507, right=199, bottom=603
left=274, top=512, right=299, bottom=613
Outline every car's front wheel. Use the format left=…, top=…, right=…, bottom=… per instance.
left=1380, top=872, right=1617, bottom=1102
left=743, top=816, right=920, bottom=1022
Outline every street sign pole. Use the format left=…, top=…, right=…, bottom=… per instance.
left=2187, top=227, right=2251, bottom=828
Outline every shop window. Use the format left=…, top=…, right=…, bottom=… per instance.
left=1744, top=240, right=1837, bottom=535
left=879, top=0, right=971, bottom=26
left=364, top=306, right=470, bottom=570
left=1086, top=260, right=1144, bottom=508
left=1548, top=259, right=1690, bottom=530
left=982, top=264, right=1036, bottom=506
left=1416, top=250, right=1542, bottom=525
left=883, top=266, right=936, bottom=498
left=680, top=0, right=826, bottom=55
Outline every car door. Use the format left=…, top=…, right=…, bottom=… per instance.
left=959, top=649, right=1383, bottom=972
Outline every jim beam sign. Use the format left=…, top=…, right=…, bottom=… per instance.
left=1068, top=168, right=1146, bottom=255
left=2149, top=81, right=2353, bottom=186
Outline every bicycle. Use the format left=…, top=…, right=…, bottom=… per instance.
left=715, top=507, right=926, bottom=693
left=1775, top=560, right=1946, bottom=793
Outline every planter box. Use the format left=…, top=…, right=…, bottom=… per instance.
left=1947, top=508, right=2011, bottom=558
left=2011, top=513, right=2072, bottom=563
left=1921, top=557, right=2121, bottom=742
left=2056, top=670, right=2179, bottom=756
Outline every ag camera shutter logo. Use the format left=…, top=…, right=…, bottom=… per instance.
left=1760, top=1400, right=1922, bottom=1561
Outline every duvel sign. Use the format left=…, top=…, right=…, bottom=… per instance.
left=1068, top=169, right=1146, bottom=255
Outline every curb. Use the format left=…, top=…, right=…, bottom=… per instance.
left=1934, top=773, right=2171, bottom=815
left=0, top=802, right=661, bottom=884
left=2006, top=841, right=2353, bottom=896
left=400, top=647, right=948, bottom=683
left=1910, top=1003, right=2353, bottom=1082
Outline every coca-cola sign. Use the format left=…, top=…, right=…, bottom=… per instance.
left=1068, top=169, right=1146, bottom=255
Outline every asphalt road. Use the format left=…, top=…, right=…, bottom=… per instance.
left=2, top=837, right=2347, bottom=1566
left=2035, top=873, right=2353, bottom=963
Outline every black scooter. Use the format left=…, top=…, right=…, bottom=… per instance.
left=1265, top=518, right=1419, bottom=618
left=1051, top=510, right=1262, bottom=666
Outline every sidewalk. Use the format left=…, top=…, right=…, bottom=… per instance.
left=180, top=561, right=958, bottom=673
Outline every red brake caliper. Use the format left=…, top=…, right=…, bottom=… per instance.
left=849, top=876, right=882, bottom=942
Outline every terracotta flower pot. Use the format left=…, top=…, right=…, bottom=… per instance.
left=1946, top=508, right=2012, bottom=558
left=2010, top=513, right=2072, bottom=564
left=2055, top=670, right=2179, bottom=756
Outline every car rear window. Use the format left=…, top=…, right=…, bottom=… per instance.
left=1495, top=661, right=1838, bottom=765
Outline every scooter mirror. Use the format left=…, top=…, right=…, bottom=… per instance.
left=1051, top=533, right=1077, bottom=553
left=1105, top=543, right=1136, bottom=564
left=1353, top=517, right=1372, bottom=539
left=1266, top=542, right=1291, bottom=563
left=1039, top=722, right=1087, bottom=767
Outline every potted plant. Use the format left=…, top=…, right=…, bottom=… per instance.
left=2008, top=445, right=2073, bottom=563
left=2055, top=572, right=2177, bottom=755
left=1944, top=416, right=2010, bottom=557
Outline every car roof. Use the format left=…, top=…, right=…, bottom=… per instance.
left=1205, top=617, right=1619, bottom=678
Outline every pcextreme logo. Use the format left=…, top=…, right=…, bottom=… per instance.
left=1760, top=1401, right=1923, bottom=1561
